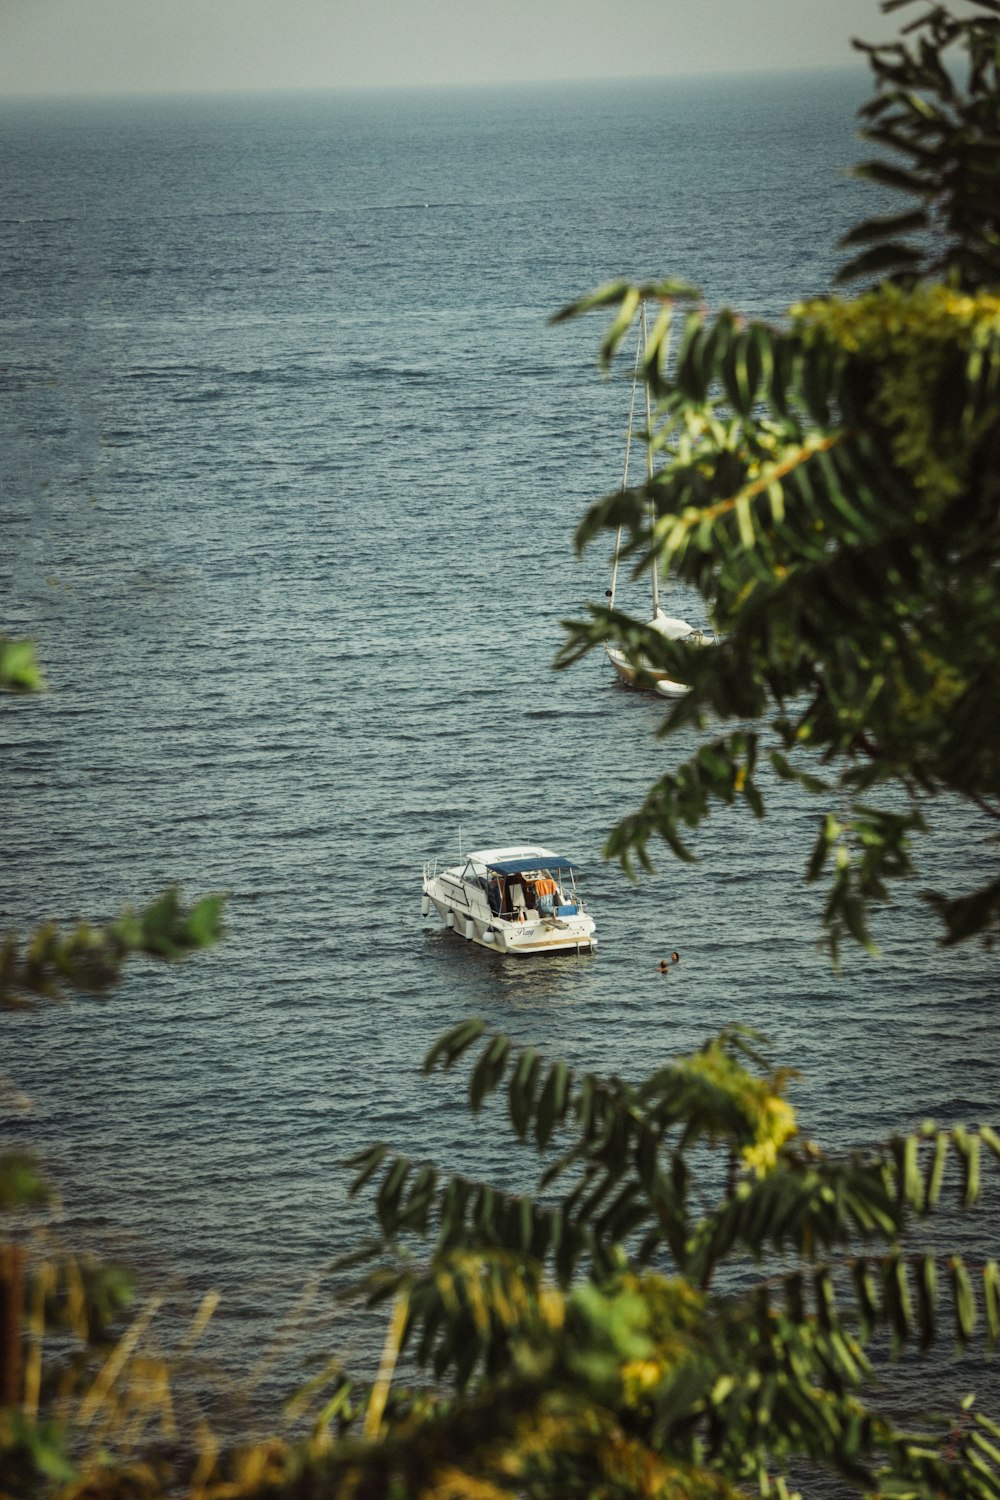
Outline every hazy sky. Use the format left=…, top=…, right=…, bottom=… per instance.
left=1, top=0, right=903, bottom=98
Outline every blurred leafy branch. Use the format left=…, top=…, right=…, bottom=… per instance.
left=0, top=887, right=227, bottom=1013
left=553, top=0, right=1000, bottom=960
left=250, top=1019, right=1000, bottom=1500
left=2, top=647, right=226, bottom=1487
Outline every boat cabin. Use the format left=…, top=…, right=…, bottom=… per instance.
left=467, top=853, right=582, bottom=921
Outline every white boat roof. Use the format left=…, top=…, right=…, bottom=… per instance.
left=467, top=844, right=559, bottom=866
left=459, top=845, right=581, bottom=877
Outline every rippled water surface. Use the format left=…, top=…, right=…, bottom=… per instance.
left=2, top=71, right=998, bottom=1444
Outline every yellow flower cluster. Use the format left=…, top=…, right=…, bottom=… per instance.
left=679, top=1045, right=798, bottom=1178
left=792, top=283, right=1000, bottom=507
left=617, top=1274, right=704, bottom=1404
left=740, top=1094, right=798, bottom=1177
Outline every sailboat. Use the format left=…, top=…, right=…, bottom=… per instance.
left=605, top=302, right=713, bottom=698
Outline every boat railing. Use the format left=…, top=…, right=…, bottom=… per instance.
left=423, top=857, right=585, bottom=915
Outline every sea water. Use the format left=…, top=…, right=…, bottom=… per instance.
left=2, top=72, right=998, bottom=1451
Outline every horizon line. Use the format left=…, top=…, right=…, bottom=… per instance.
left=0, top=58, right=870, bottom=107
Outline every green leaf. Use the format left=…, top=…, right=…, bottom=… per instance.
left=926, top=877, right=1000, bottom=947
left=575, top=1074, right=598, bottom=1141
left=836, top=240, right=926, bottom=284
left=346, top=1142, right=389, bottom=1197
left=535, top=1059, right=570, bottom=1149
left=183, top=893, right=227, bottom=949
left=702, top=309, right=735, bottom=384
left=852, top=159, right=931, bottom=196
left=423, top=1018, right=485, bottom=1074
left=469, top=1034, right=512, bottom=1111
left=550, top=277, right=699, bottom=327
left=376, top=1157, right=410, bottom=1229
left=634, top=1125, right=659, bottom=1191
left=814, top=1266, right=836, bottom=1332
left=508, top=1047, right=541, bottom=1141
left=953, top=1126, right=981, bottom=1208
left=735, top=492, right=756, bottom=550
left=769, top=750, right=829, bottom=796
left=598, top=286, right=641, bottom=372
left=740, top=327, right=764, bottom=413
left=950, top=1255, right=977, bottom=1348
left=902, top=1133, right=925, bottom=1213
left=0, top=637, right=46, bottom=693
left=926, top=1131, right=949, bottom=1206
left=0, top=1151, right=54, bottom=1209
left=839, top=208, right=929, bottom=247
left=550, top=278, right=634, bottom=323
left=915, top=1253, right=938, bottom=1353
left=983, top=1260, right=1000, bottom=1349
left=883, top=1254, right=912, bottom=1348
left=806, top=814, right=839, bottom=883
left=400, top=1165, right=437, bottom=1232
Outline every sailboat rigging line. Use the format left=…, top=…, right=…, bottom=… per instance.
left=608, top=309, right=646, bottom=614
left=642, top=301, right=660, bottom=618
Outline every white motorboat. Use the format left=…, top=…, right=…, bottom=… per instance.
left=605, top=301, right=714, bottom=697
left=421, top=844, right=597, bottom=956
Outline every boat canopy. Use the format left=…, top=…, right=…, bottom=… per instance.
left=486, top=855, right=579, bottom=876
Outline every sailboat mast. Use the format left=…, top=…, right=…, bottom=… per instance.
left=642, top=300, right=660, bottom=618
left=608, top=315, right=645, bottom=612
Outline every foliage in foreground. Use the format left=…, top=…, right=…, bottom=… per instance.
left=2, top=652, right=226, bottom=1489
left=555, top=0, right=1000, bottom=958
left=269, top=1021, right=1000, bottom=1500
left=6, top=1018, right=1000, bottom=1500
left=0, top=879, right=226, bottom=1495
left=0, top=887, right=226, bottom=1015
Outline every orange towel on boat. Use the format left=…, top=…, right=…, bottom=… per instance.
left=532, top=878, right=557, bottom=897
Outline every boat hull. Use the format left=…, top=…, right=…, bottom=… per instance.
left=605, top=643, right=689, bottom=698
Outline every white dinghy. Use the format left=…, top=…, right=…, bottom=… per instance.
left=422, top=844, right=597, bottom=956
